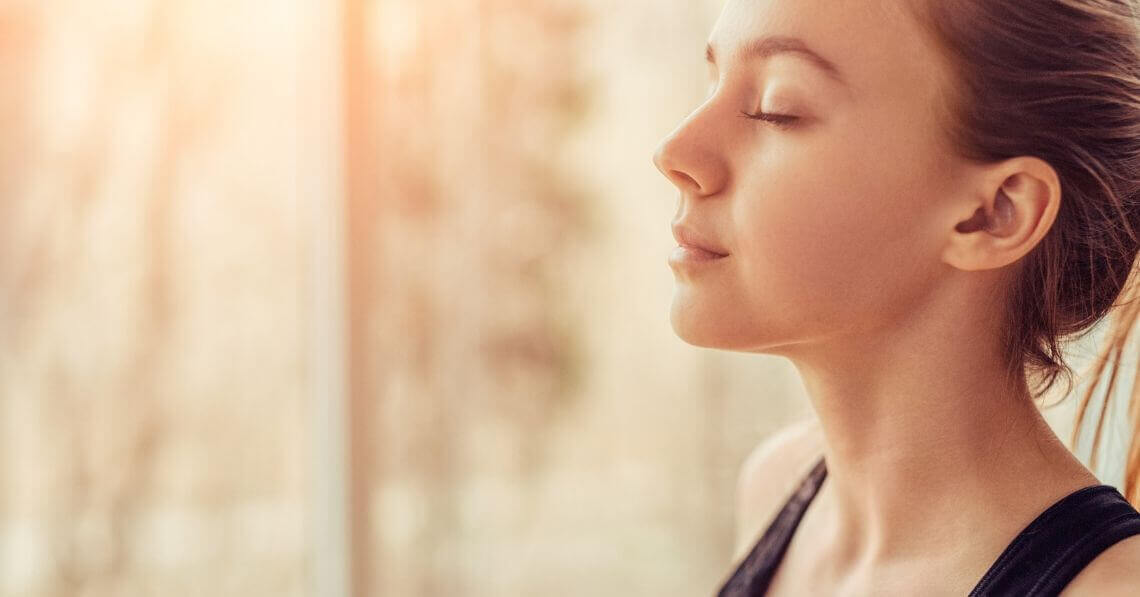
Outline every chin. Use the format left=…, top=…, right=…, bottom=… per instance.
left=669, top=299, right=743, bottom=349
left=669, top=297, right=796, bottom=354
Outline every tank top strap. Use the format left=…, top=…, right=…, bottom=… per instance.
left=717, top=454, right=827, bottom=597
left=718, top=456, right=1140, bottom=596
left=968, top=483, right=1140, bottom=596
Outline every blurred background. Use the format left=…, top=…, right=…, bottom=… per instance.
left=0, top=1, right=1134, bottom=596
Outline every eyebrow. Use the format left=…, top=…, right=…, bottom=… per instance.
left=706, top=36, right=849, bottom=88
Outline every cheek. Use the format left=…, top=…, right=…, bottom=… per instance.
left=732, top=142, right=933, bottom=322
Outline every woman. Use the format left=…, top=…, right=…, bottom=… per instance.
left=652, top=0, right=1140, bottom=594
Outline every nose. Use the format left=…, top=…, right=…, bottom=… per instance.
left=652, top=106, right=728, bottom=197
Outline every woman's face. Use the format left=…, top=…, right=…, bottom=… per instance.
left=654, top=0, right=968, bottom=353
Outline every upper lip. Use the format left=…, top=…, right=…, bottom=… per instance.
left=672, top=222, right=729, bottom=256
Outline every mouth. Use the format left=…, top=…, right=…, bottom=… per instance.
left=670, top=222, right=730, bottom=258
left=669, top=244, right=729, bottom=265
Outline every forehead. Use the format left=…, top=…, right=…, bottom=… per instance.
left=710, top=0, right=950, bottom=101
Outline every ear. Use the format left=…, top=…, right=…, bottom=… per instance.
left=942, top=156, right=1061, bottom=272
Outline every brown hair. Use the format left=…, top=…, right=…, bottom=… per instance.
left=907, top=0, right=1140, bottom=507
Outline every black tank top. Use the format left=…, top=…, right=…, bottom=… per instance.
left=717, top=455, right=1140, bottom=596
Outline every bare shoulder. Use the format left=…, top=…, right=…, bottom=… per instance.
left=731, top=415, right=825, bottom=561
left=1059, top=533, right=1140, bottom=596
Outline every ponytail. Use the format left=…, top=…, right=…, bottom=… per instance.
left=1071, top=263, right=1140, bottom=508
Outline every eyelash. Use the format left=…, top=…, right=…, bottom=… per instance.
left=739, top=110, right=800, bottom=129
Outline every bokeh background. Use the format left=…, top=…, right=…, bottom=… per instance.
left=1, top=1, right=1135, bottom=596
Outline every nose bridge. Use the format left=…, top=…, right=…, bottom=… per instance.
left=652, top=98, right=727, bottom=197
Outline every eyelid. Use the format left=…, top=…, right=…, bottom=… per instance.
left=738, top=109, right=800, bottom=128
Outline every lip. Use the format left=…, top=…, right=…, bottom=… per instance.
left=669, top=245, right=730, bottom=266
left=671, top=222, right=730, bottom=257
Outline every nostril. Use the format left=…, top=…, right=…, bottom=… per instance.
left=671, top=169, right=701, bottom=193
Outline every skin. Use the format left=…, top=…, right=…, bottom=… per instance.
left=652, top=0, right=1140, bottom=593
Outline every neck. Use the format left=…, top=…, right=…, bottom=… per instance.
left=780, top=283, right=1099, bottom=572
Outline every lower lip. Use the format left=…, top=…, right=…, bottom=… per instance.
left=669, top=245, right=729, bottom=266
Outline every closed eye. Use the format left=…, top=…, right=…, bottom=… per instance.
left=739, top=110, right=800, bottom=128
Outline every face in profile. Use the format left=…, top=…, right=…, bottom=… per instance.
left=653, top=0, right=971, bottom=355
